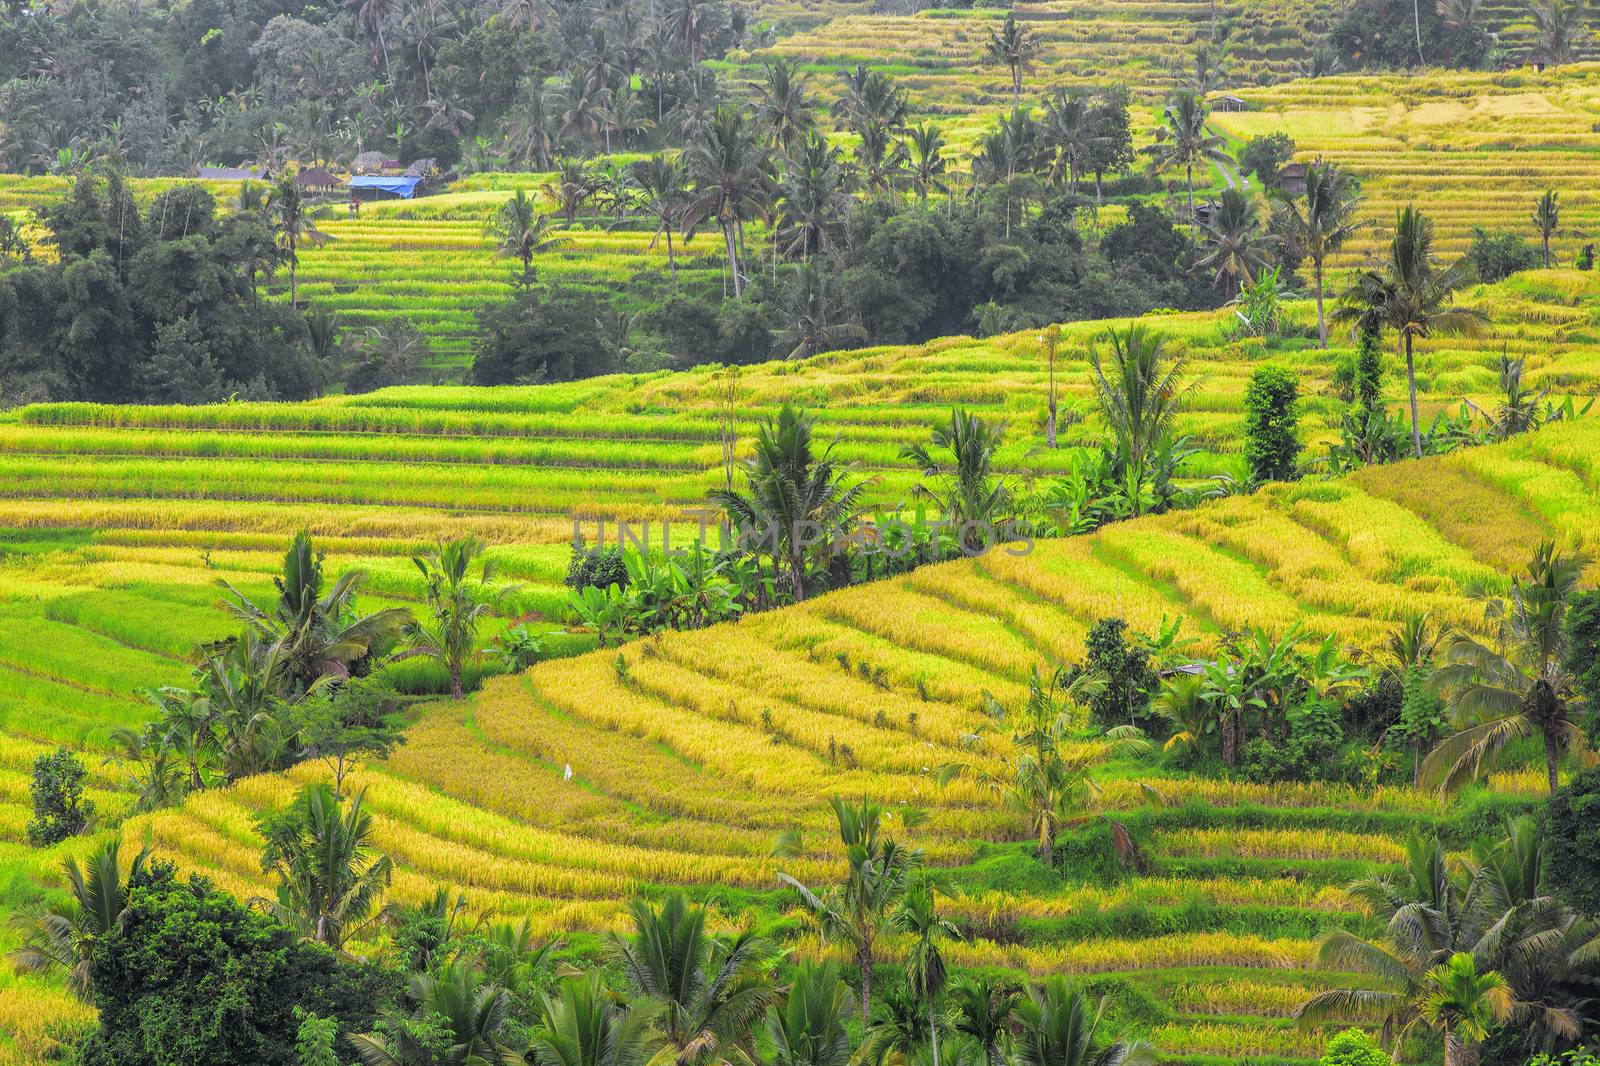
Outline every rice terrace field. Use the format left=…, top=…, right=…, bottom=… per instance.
left=9, top=0, right=1600, bottom=1061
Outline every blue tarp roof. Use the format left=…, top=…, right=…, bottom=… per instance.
left=347, top=175, right=422, bottom=198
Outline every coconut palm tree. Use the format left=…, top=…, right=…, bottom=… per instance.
left=984, top=13, right=1043, bottom=109
left=906, top=124, right=948, bottom=207
left=1040, top=90, right=1098, bottom=195
left=900, top=409, right=1014, bottom=554
left=548, top=160, right=598, bottom=226
left=766, top=962, right=856, bottom=1066
left=708, top=405, right=870, bottom=603
left=1532, top=0, right=1587, bottom=64
left=402, top=536, right=499, bottom=700
left=1420, top=953, right=1514, bottom=1066
left=1273, top=162, right=1365, bottom=347
left=266, top=175, right=328, bottom=310
left=140, top=683, right=217, bottom=792
left=1086, top=325, right=1194, bottom=517
left=1533, top=189, right=1560, bottom=267
left=1013, top=977, right=1156, bottom=1066
left=949, top=975, right=1021, bottom=1066
left=1196, top=187, right=1274, bottom=297
left=685, top=107, right=774, bottom=299
left=488, top=189, right=569, bottom=282
left=772, top=264, right=867, bottom=362
left=253, top=781, right=392, bottom=948
left=1424, top=541, right=1595, bottom=794
left=636, top=153, right=690, bottom=278
left=777, top=796, right=923, bottom=1019
left=612, top=893, right=774, bottom=1066
left=1334, top=205, right=1487, bottom=458
left=7, top=838, right=152, bottom=996
left=546, top=70, right=607, bottom=148
left=894, top=883, right=960, bottom=1066
left=1144, top=91, right=1231, bottom=231
left=831, top=65, right=908, bottom=139
left=352, top=962, right=528, bottom=1065
left=506, top=87, right=559, bottom=169
left=775, top=133, right=851, bottom=262
left=757, top=58, right=818, bottom=153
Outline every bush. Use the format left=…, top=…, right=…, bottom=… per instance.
left=1319, top=1027, right=1391, bottom=1066
left=565, top=541, right=628, bottom=592
left=1543, top=769, right=1600, bottom=918
left=1466, top=227, right=1539, bottom=284
left=1243, top=364, right=1301, bottom=483
left=1238, top=133, right=1295, bottom=187
left=1563, top=589, right=1600, bottom=710
left=1354, top=319, right=1383, bottom=415
left=27, top=746, right=94, bottom=846
left=1240, top=699, right=1346, bottom=783
left=470, top=283, right=613, bottom=385
left=1069, top=618, right=1156, bottom=731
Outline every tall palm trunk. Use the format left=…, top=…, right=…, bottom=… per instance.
left=721, top=222, right=742, bottom=297
left=929, top=1000, right=941, bottom=1066
left=858, top=946, right=873, bottom=1020
left=1185, top=160, right=1196, bottom=241
left=1313, top=255, right=1328, bottom=348
left=665, top=227, right=677, bottom=278
left=1544, top=729, right=1561, bottom=793
left=1413, top=0, right=1425, bottom=66
left=1405, top=332, right=1422, bottom=458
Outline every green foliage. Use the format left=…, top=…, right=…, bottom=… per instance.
left=1354, top=319, right=1384, bottom=415
left=1317, top=1028, right=1391, bottom=1066
left=1073, top=618, right=1156, bottom=730
left=1542, top=768, right=1600, bottom=917
left=471, top=283, right=614, bottom=385
left=566, top=542, right=629, bottom=593
left=1563, top=589, right=1600, bottom=710
left=1242, top=364, right=1301, bottom=483
left=293, top=1010, right=339, bottom=1066
left=27, top=746, right=94, bottom=846
left=1466, top=227, right=1541, bottom=284
left=79, top=863, right=398, bottom=1066
left=1237, top=133, right=1295, bottom=186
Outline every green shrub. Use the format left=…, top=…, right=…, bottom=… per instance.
left=1243, top=364, right=1301, bottom=483
left=1318, top=1027, right=1391, bottom=1066
left=1543, top=769, right=1600, bottom=918
left=1466, top=227, right=1539, bottom=284
left=27, top=746, right=94, bottom=846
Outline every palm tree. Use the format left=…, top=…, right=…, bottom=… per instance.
left=685, top=107, right=774, bottom=299
left=831, top=65, right=908, bottom=140
left=636, top=153, right=690, bottom=278
left=546, top=70, right=606, bottom=148
left=1040, top=90, right=1098, bottom=195
left=894, top=883, right=960, bottom=1066
left=253, top=781, right=393, bottom=948
left=985, top=13, right=1043, bottom=109
left=140, top=683, right=216, bottom=792
left=1420, top=954, right=1513, bottom=1066
left=777, top=796, right=922, bottom=1019
left=488, top=189, right=569, bottom=282
left=1196, top=187, right=1273, bottom=297
left=352, top=962, right=527, bottom=1065
left=506, top=88, right=559, bottom=169
left=1012, top=977, right=1156, bottom=1066
left=1273, top=162, right=1365, bottom=347
left=766, top=962, right=856, bottom=1066
left=266, top=175, right=328, bottom=309
left=757, top=58, right=818, bottom=153
left=949, top=975, right=1020, bottom=1066
left=1335, top=205, right=1487, bottom=458
left=776, top=133, right=851, bottom=262
left=1144, top=91, right=1231, bottom=231
left=1086, top=325, right=1193, bottom=516
left=773, top=264, right=867, bottom=362
left=939, top=671, right=1148, bottom=866
left=7, top=838, right=152, bottom=996
left=1533, top=189, right=1560, bottom=268
left=548, top=160, right=597, bottom=227
left=530, top=973, right=667, bottom=1066
left=221, top=530, right=411, bottom=696
left=1532, top=0, right=1586, bottom=65
left=403, top=536, right=498, bottom=700
left=708, top=405, right=871, bottom=603
left=901, top=409, right=1014, bottom=554
left=906, top=124, right=948, bottom=207
left=1424, top=541, right=1594, bottom=794
left=612, top=893, right=775, bottom=1066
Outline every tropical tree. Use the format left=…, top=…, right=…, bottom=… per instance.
left=488, top=189, right=569, bottom=281
left=775, top=133, right=851, bottom=262
left=352, top=962, right=529, bottom=1066
left=1040, top=90, right=1098, bottom=195
left=766, top=962, right=856, bottom=1066
left=1424, top=541, right=1595, bottom=793
left=221, top=530, right=411, bottom=696
left=1144, top=91, right=1231, bottom=230
left=984, top=14, right=1043, bottom=108
left=900, top=409, right=1014, bottom=553
left=777, top=796, right=923, bottom=1019
left=685, top=107, right=774, bottom=298
left=773, top=264, right=867, bottom=361
left=1086, top=325, right=1193, bottom=516
left=1533, top=189, right=1560, bottom=268
left=253, top=781, right=393, bottom=948
left=1012, top=977, right=1157, bottom=1066
left=403, top=536, right=499, bottom=700
left=940, top=669, right=1149, bottom=866
left=611, top=893, right=775, bottom=1066
left=548, top=160, right=597, bottom=226
left=7, top=838, right=152, bottom=996
left=1418, top=954, right=1513, bottom=1066
left=757, top=58, right=818, bottom=153
left=1335, top=206, right=1486, bottom=458
left=709, top=405, right=871, bottom=603
left=266, top=174, right=328, bottom=309
left=1273, top=162, right=1365, bottom=347
left=532, top=973, right=668, bottom=1066
left=906, top=124, right=948, bottom=207
left=635, top=153, right=690, bottom=278
left=1531, top=0, right=1588, bottom=64
left=139, top=683, right=216, bottom=793
left=949, top=975, right=1020, bottom=1066
left=1196, top=187, right=1273, bottom=297
left=893, top=882, right=960, bottom=1066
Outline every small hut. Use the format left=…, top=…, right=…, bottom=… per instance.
left=1212, top=94, right=1248, bottom=113
left=1278, top=162, right=1308, bottom=198
left=295, top=167, right=339, bottom=194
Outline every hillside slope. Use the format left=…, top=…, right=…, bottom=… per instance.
left=5, top=408, right=1595, bottom=1060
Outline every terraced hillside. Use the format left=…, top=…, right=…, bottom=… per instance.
left=3, top=408, right=1588, bottom=1061
left=1217, top=65, right=1600, bottom=268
